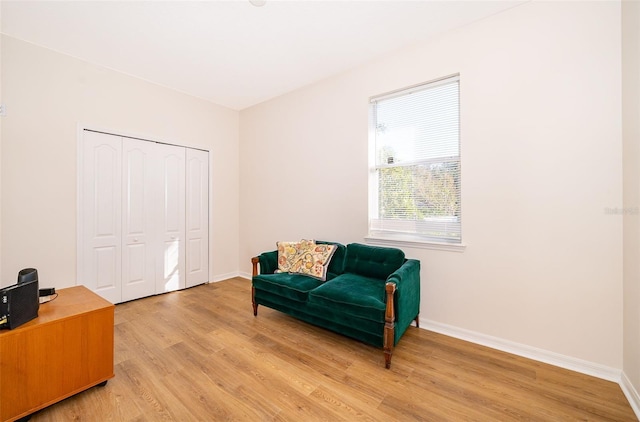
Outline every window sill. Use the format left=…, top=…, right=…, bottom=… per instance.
left=364, top=236, right=467, bottom=252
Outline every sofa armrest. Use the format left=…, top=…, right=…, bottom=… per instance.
left=386, top=259, right=421, bottom=342
left=252, top=251, right=278, bottom=276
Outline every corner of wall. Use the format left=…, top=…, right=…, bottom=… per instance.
left=622, top=0, right=640, bottom=417
left=621, top=372, right=640, bottom=419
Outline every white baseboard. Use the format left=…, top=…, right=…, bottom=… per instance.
left=621, top=372, right=640, bottom=419
left=210, top=272, right=242, bottom=282
left=421, top=319, right=621, bottom=383
left=238, top=271, right=252, bottom=280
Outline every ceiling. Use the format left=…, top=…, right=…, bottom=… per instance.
left=1, top=0, right=524, bottom=111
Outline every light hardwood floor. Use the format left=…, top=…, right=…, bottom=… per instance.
left=29, top=278, right=637, bottom=421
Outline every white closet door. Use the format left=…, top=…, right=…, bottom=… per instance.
left=186, top=149, right=209, bottom=288
left=81, top=131, right=122, bottom=304
left=156, top=143, right=186, bottom=293
left=122, top=138, right=158, bottom=302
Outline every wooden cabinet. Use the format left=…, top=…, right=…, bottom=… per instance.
left=0, top=286, right=114, bottom=422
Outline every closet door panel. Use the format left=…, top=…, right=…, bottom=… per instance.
left=81, top=131, right=122, bottom=304
left=122, top=138, right=158, bottom=301
left=186, top=149, right=209, bottom=288
left=157, top=144, right=186, bottom=293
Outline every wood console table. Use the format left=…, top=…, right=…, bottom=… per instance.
left=0, top=286, right=114, bottom=422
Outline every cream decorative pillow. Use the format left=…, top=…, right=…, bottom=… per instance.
left=290, top=243, right=337, bottom=281
left=276, top=240, right=315, bottom=273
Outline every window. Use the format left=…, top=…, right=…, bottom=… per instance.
left=368, top=75, right=461, bottom=246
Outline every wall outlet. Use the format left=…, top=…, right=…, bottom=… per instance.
left=0, top=104, right=6, bottom=117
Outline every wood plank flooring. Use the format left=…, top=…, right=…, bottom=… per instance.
left=29, top=278, right=637, bottom=421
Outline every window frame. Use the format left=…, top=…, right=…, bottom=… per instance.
left=366, top=74, right=465, bottom=252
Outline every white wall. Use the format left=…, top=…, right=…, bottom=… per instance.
left=240, top=1, right=623, bottom=369
left=623, top=0, right=640, bottom=408
left=0, top=35, right=240, bottom=288
left=0, top=6, right=3, bottom=281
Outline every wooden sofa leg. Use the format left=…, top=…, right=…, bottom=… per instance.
left=384, top=336, right=393, bottom=369
left=415, top=314, right=420, bottom=328
left=384, top=282, right=396, bottom=369
left=251, top=257, right=259, bottom=316
left=252, top=286, right=258, bottom=316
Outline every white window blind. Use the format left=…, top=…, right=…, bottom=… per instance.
left=369, top=75, right=461, bottom=243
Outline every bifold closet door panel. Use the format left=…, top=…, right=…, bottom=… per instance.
left=121, top=138, right=158, bottom=302
left=81, top=131, right=123, bottom=304
left=156, top=143, right=186, bottom=294
left=186, top=148, right=209, bottom=288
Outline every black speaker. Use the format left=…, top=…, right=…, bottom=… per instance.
left=18, top=268, right=38, bottom=284
left=0, top=279, right=39, bottom=330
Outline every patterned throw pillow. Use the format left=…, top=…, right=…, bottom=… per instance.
left=276, top=240, right=315, bottom=273
left=290, top=243, right=337, bottom=281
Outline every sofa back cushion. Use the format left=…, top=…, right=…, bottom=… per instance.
left=344, top=243, right=405, bottom=280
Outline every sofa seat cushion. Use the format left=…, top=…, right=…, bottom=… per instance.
left=307, top=274, right=386, bottom=323
left=253, top=273, right=324, bottom=302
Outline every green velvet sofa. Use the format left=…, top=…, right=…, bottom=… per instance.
left=251, top=242, right=420, bottom=368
